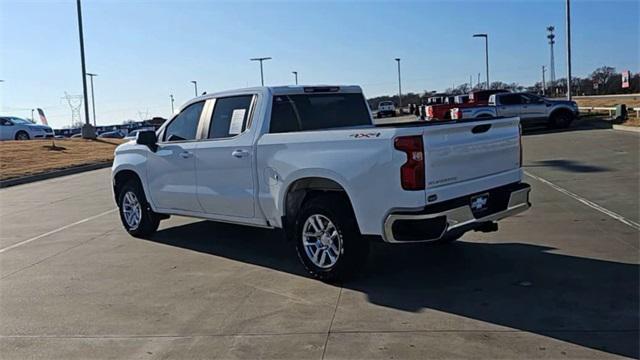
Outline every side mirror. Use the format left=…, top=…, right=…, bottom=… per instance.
left=136, top=130, right=157, bottom=152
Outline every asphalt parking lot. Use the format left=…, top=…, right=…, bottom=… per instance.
left=0, top=118, right=638, bottom=359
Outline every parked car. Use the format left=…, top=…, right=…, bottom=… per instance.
left=124, top=128, right=155, bottom=140
left=426, top=90, right=509, bottom=120
left=376, top=101, right=396, bottom=118
left=98, top=130, right=127, bottom=139
left=0, top=116, right=54, bottom=140
left=112, top=85, right=531, bottom=281
left=451, top=92, right=579, bottom=128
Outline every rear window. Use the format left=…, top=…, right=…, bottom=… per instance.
left=270, top=93, right=371, bottom=133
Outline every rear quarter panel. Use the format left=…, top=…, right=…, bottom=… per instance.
left=256, top=127, right=426, bottom=235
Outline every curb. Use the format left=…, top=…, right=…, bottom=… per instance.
left=612, top=124, right=640, bottom=133
left=0, top=161, right=112, bottom=189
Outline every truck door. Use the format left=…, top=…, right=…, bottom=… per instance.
left=495, top=94, right=525, bottom=119
left=520, top=94, right=547, bottom=123
left=146, top=101, right=204, bottom=212
left=195, top=95, right=256, bottom=218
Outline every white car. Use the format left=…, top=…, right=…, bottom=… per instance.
left=112, top=85, right=530, bottom=281
left=0, top=116, right=55, bottom=140
left=376, top=101, right=396, bottom=118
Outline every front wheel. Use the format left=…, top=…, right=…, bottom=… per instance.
left=550, top=112, right=572, bottom=128
left=294, top=194, right=369, bottom=282
left=117, top=180, right=160, bottom=237
left=15, top=131, right=30, bottom=140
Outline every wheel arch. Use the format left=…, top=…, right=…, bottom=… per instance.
left=550, top=107, right=574, bottom=119
left=112, top=168, right=155, bottom=211
left=280, top=175, right=360, bottom=235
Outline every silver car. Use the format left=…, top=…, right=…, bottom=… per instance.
left=0, top=116, right=55, bottom=140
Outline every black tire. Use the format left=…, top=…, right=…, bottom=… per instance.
left=117, top=179, right=160, bottom=237
left=550, top=111, right=572, bottom=129
left=293, top=194, right=369, bottom=282
left=15, top=131, right=30, bottom=140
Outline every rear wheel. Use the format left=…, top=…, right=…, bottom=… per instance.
left=294, top=194, right=369, bottom=282
left=15, top=131, right=29, bottom=140
left=117, top=180, right=160, bottom=237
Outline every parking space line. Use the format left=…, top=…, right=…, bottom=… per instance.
left=525, top=171, right=640, bottom=230
left=0, top=209, right=116, bottom=254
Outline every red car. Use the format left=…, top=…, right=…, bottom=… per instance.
left=426, top=89, right=509, bottom=120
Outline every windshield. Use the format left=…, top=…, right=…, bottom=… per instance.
left=10, top=118, right=32, bottom=124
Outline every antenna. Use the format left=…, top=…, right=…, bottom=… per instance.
left=547, top=26, right=556, bottom=88
left=62, top=92, right=84, bottom=128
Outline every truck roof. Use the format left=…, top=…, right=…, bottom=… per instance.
left=181, top=85, right=363, bottom=111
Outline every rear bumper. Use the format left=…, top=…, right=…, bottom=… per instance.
left=383, top=182, right=531, bottom=243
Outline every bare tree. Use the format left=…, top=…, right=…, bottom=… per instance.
left=591, top=66, right=616, bottom=86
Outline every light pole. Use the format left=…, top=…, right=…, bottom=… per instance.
left=565, top=0, right=573, bottom=100
left=170, top=94, right=175, bottom=114
left=473, top=33, right=489, bottom=89
left=76, top=0, right=95, bottom=138
left=250, top=57, right=272, bottom=86
left=394, top=58, right=402, bottom=108
left=292, top=71, right=298, bottom=85
left=191, top=81, right=198, bottom=97
left=541, top=65, right=546, bottom=96
left=86, top=72, right=97, bottom=126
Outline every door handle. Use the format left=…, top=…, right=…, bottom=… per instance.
left=179, top=151, right=193, bottom=159
left=232, top=149, right=249, bottom=158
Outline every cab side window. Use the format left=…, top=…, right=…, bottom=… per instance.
left=208, top=95, right=254, bottom=139
left=164, top=101, right=204, bottom=142
left=499, top=94, right=523, bottom=105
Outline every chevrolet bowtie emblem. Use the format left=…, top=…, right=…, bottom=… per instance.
left=471, top=196, right=488, bottom=211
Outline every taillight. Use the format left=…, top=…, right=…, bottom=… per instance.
left=394, top=135, right=425, bottom=190
left=518, top=123, right=523, bottom=167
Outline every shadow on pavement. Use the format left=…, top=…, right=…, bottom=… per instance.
left=522, top=116, right=613, bottom=136
left=149, top=220, right=639, bottom=358
left=524, top=159, right=611, bottom=173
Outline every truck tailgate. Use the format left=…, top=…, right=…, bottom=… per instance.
left=423, top=117, right=520, bottom=189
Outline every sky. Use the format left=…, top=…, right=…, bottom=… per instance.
left=1, top=0, right=638, bottom=129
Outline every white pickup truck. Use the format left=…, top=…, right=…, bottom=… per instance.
left=112, top=85, right=531, bottom=281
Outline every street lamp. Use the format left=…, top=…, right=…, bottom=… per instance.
left=170, top=94, right=175, bottom=114
left=394, top=58, right=402, bottom=108
left=76, top=0, right=95, bottom=138
left=190, top=81, right=198, bottom=97
left=292, top=71, right=298, bottom=85
left=565, top=0, right=573, bottom=100
left=473, top=33, right=489, bottom=89
left=86, top=72, right=98, bottom=126
left=250, top=57, right=272, bottom=86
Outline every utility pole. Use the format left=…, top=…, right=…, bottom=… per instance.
left=565, top=0, right=573, bottom=100
left=541, top=65, right=547, bottom=96
left=190, top=81, right=198, bottom=97
left=473, top=33, right=489, bottom=89
left=292, top=71, right=298, bottom=85
left=250, top=57, right=272, bottom=86
left=86, top=72, right=97, bottom=126
left=477, top=73, right=481, bottom=88
left=546, top=26, right=556, bottom=89
left=76, top=0, right=95, bottom=138
left=470, top=75, right=473, bottom=89
left=395, top=58, right=402, bottom=108
left=170, top=94, right=175, bottom=114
